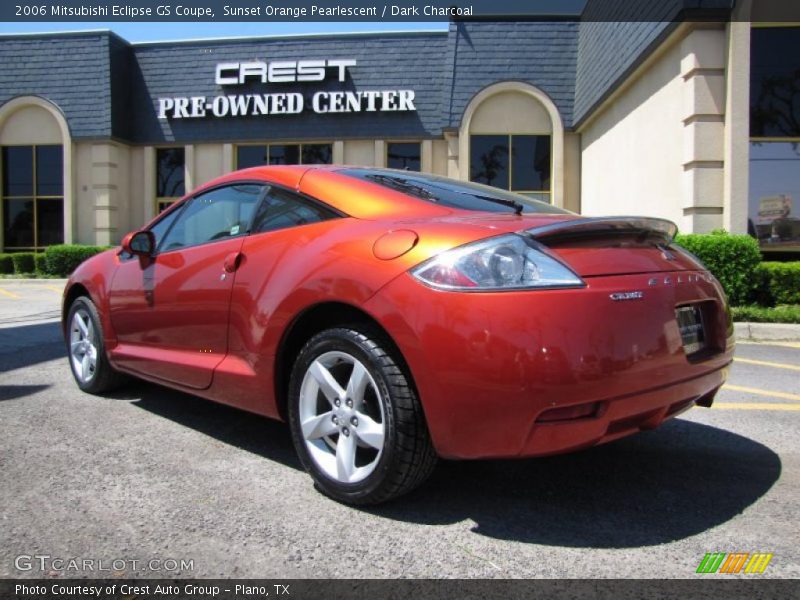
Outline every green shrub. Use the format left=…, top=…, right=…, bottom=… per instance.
left=11, top=252, right=36, bottom=275
left=0, top=253, right=13, bottom=274
left=732, top=304, right=800, bottom=324
left=756, top=261, right=800, bottom=306
left=34, top=252, right=47, bottom=275
left=674, top=230, right=762, bottom=306
left=43, top=245, right=109, bottom=277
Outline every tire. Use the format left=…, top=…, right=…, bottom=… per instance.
left=66, top=296, right=127, bottom=394
left=288, top=326, right=437, bottom=505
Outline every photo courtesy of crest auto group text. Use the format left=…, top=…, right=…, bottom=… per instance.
left=0, top=0, right=799, bottom=598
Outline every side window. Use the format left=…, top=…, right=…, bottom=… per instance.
left=158, top=184, right=263, bottom=252
left=251, top=187, right=338, bottom=234
left=148, top=204, right=183, bottom=248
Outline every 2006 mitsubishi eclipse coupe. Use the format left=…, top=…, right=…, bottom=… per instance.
left=63, top=165, right=734, bottom=504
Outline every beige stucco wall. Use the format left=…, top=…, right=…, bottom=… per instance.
left=192, top=143, right=226, bottom=187
left=470, top=91, right=554, bottom=134
left=74, top=142, right=94, bottom=244
left=579, top=25, right=732, bottom=233
left=563, top=133, right=581, bottom=213
left=580, top=39, right=686, bottom=226
left=74, top=141, right=132, bottom=245
left=0, top=105, right=62, bottom=145
left=722, top=20, right=751, bottom=234
left=343, top=139, right=375, bottom=166
left=128, top=146, right=145, bottom=234
left=431, top=139, right=448, bottom=175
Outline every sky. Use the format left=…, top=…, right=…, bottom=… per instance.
left=0, top=22, right=448, bottom=42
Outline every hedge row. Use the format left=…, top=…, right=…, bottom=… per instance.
left=757, top=261, right=800, bottom=306
left=674, top=230, right=762, bottom=306
left=732, top=304, right=800, bottom=324
left=0, top=245, right=109, bottom=277
left=674, top=231, right=799, bottom=308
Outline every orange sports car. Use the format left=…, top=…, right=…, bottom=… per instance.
left=63, top=166, right=733, bottom=504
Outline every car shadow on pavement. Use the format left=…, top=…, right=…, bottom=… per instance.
left=368, top=418, right=782, bottom=548
left=0, top=321, right=65, bottom=373
left=111, top=380, right=302, bottom=471
left=110, top=381, right=781, bottom=549
left=0, top=383, right=51, bottom=401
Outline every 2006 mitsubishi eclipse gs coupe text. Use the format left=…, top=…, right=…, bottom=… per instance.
left=63, top=166, right=734, bottom=504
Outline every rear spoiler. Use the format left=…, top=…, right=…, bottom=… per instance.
left=524, top=217, right=678, bottom=244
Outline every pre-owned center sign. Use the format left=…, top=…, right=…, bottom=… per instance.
left=157, top=58, right=416, bottom=119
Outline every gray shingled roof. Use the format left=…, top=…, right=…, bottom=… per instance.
left=446, top=21, right=579, bottom=129
left=0, top=8, right=730, bottom=142
left=0, top=33, right=114, bottom=138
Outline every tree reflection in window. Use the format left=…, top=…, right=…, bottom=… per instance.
left=470, top=134, right=551, bottom=202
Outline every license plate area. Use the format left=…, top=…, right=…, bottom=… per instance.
left=675, top=304, right=706, bottom=356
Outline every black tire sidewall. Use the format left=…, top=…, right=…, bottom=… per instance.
left=288, top=328, right=400, bottom=503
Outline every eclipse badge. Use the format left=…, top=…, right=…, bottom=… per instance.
left=609, top=291, right=644, bottom=301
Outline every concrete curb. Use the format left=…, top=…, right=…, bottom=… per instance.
left=734, top=321, right=800, bottom=342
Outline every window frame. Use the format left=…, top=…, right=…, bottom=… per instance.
left=235, top=142, right=334, bottom=169
left=468, top=133, right=553, bottom=201
left=1, top=143, right=64, bottom=252
left=155, top=146, right=187, bottom=214
left=748, top=23, right=800, bottom=253
left=385, top=141, right=422, bottom=172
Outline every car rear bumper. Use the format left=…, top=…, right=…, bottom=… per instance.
left=365, top=270, right=734, bottom=459
left=517, top=367, right=726, bottom=457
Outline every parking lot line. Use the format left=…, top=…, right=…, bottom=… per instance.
left=713, top=402, right=800, bottom=411
left=41, top=285, right=64, bottom=294
left=735, top=357, right=800, bottom=371
left=0, top=288, right=20, bottom=299
left=722, top=384, right=800, bottom=402
left=736, top=340, right=800, bottom=350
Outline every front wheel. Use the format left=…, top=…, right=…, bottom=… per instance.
left=288, top=326, right=437, bottom=505
left=66, top=296, right=127, bottom=394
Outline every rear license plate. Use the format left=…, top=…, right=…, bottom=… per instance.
left=676, top=305, right=706, bottom=355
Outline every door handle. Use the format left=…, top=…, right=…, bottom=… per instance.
left=223, top=251, right=243, bottom=273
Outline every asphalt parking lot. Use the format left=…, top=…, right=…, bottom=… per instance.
left=0, top=280, right=798, bottom=579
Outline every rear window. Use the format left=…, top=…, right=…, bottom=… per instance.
left=339, top=168, right=570, bottom=215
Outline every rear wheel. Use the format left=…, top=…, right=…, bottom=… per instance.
left=288, top=326, right=437, bottom=505
left=67, top=296, right=127, bottom=394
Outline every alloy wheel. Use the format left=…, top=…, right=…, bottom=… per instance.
left=69, top=308, right=98, bottom=384
left=298, top=350, right=386, bottom=484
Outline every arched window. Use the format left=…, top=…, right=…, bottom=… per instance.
left=0, top=98, right=70, bottom=251
left=459, top=82, right=565, bottom=207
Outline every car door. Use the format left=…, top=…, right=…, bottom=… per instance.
left=108, top=182, right=265, bottom=389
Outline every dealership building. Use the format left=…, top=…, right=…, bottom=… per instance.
left=0, top=2, right=798, bottom=253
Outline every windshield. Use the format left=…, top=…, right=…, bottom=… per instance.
left=339, top=168, right=571, bottom=215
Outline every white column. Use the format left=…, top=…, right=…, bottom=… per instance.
left=723, top=21, right=751, bottom=234
left=143, top=146, right=155, bottom=224
left=680, top=28, right=727, bottom=233
left=373, top=140, right=386, bottom=167
left=421, top=140, right=433, bottom=173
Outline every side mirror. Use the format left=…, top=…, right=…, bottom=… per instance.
left=121, top=230, right=155, bottom=257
